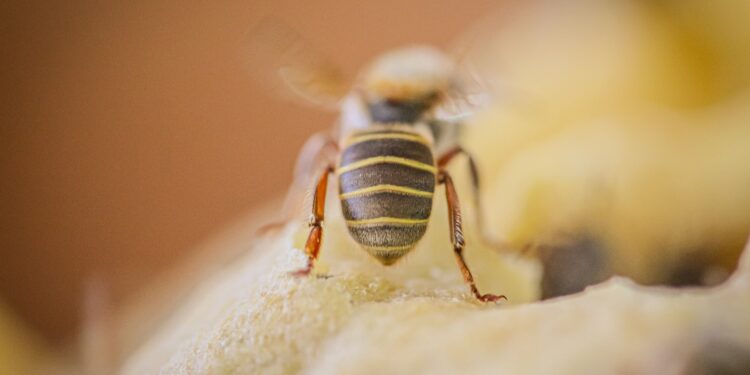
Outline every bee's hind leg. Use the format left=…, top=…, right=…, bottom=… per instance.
left=437, top=146, right=522, bottom=255
left=438, top=169, right=506, bottom=303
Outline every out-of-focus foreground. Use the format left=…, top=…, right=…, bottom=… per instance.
left=463, top=0, right=750, bottom=295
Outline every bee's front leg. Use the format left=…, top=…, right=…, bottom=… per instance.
left=257, top=132, right=338, bottom=236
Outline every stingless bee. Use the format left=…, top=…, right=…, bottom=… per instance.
left=248, top=24, right=506, bottom=302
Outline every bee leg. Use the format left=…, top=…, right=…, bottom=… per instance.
left=439, top=169, right=506, bottom=303
left=438, top=146, right=518, bottom=254
left=291, top=165, right=334, bottom=277
left=257, top=132, right=338, bottom=236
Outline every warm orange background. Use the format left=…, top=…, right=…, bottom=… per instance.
left=0, top=0, right=500, bottom=341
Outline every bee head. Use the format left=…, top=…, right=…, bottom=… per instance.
left=361, top=46, right=455, bottom=123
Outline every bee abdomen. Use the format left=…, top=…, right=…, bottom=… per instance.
left=338, top=129, right=436, bottom=264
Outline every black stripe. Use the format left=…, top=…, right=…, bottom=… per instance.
left=340, top=138, right=434, bottom=166
left=339, top=164, right=436, bottom=193
left=341, top=193, right=432, bottom=221
left=346, top=224, right=428, bottom=248
left=369, top=100, right=428, bottom=123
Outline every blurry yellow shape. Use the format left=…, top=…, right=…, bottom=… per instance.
left=0, top=301, right=43, bottom=375
left=463, top=0, right=750, bottom=284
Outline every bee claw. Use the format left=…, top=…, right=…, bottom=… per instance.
left=289, top=268, right=333, bottom=279
left=289, top=268, right=312, bottom=277
left=478, top=294, right=507, bottom=303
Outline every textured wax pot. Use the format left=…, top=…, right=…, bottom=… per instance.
left=338, top=127, right=436, bottom=264
left=121, top=220, right=750, bottom=374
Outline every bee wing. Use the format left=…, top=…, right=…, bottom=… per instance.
left=433, top=33, right=495, bottom=122
left=436, top=12, right=544, bottom=122
left=435, top=67, right=493, bottom=122
left=243, top=19, right=351, bottom=110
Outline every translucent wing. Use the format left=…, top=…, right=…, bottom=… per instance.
left=243, top=19, right=351, bottom=110
left=430, top=29, right=494, bottom=122
left=436, top=11, right=543, bottom=121
left=435, top=63, right=493, bottom=122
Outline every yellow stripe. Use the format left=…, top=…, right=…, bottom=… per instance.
left=339, top=184, right=433, bottom=199
left=343, top=133, right=430, bottom=148
left=346, top=217, right=429, bottom=227
left=337, top=156, right=437, bottom=175
left=364, top=244, right=415, bottom=252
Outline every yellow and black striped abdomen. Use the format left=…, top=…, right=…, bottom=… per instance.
left=338, top=129, right=436, bottom=265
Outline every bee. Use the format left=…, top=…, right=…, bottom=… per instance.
left=247, top=23, right=505, bottom=302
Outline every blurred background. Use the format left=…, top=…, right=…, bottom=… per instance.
left=3, top=0, right=750, bottom=373
left=0, top=0, right=500, bottom=355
